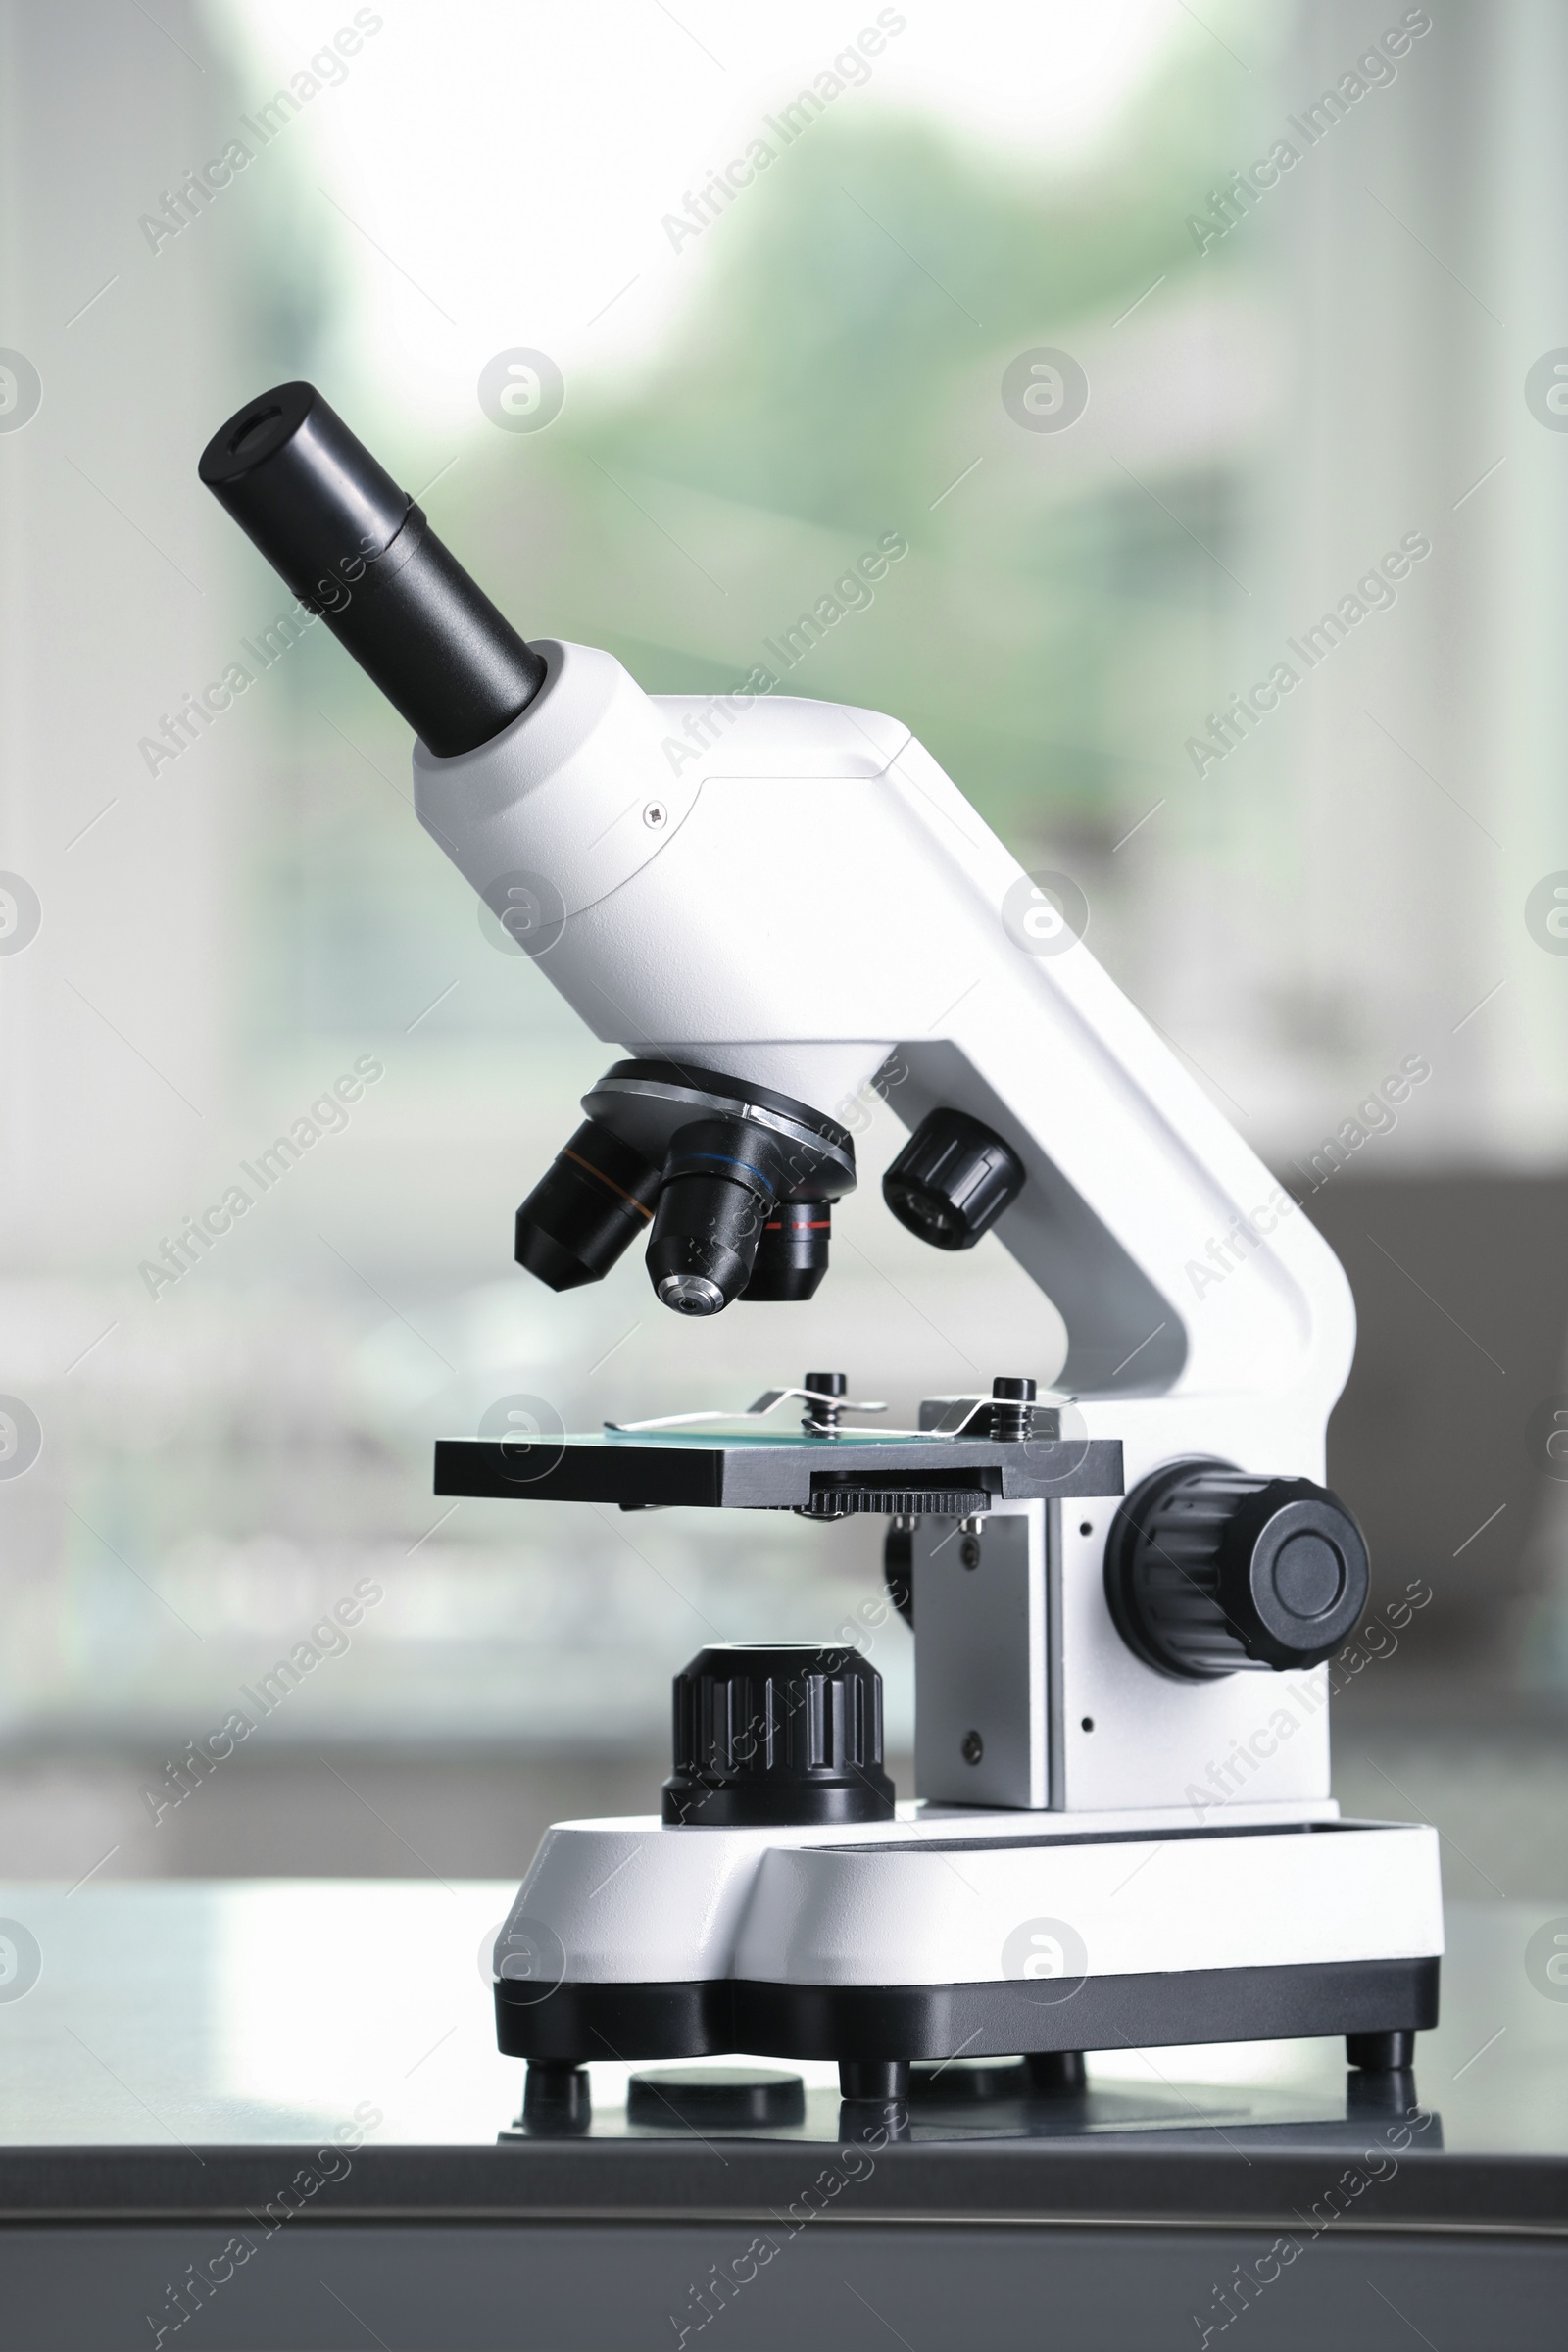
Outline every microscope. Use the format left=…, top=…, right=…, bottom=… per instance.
left=201, top=384, right=1443, bottom=2128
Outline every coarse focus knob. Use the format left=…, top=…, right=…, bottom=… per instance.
left=1104, top=1460, right=1369, bottom=1680
left=882, top=1108, right=1024, bottom=1250
left=662, top=1645, right=895, bottom=1827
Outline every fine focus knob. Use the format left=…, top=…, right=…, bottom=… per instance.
left=882, top=1108, right=1024, bottom=1250
left=1104, top=1460, right=1369, bottom=1680
left=662, top=1644, right=895, bottom=1827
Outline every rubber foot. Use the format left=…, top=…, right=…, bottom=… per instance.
left=839, top=2059, right=910, bottom=2103
left=1347, top=2029, right=1416, bottom=2073
left=520, top=2061, right=592, bottom=2135
left=1026, top=2050, right=1088, bottom=2094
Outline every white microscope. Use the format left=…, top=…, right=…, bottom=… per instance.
left=201, top=384, right=1443, bottom=2131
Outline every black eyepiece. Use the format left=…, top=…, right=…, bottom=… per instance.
left=199, top=381, right=548, bottom=757
left=514, top=1122, right=662, bottom=1293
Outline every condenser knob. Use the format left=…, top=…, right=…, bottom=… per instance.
left=1104, top=1460, right=1369, bottom=1680
left=662, top=1644, right=895, bottom=1827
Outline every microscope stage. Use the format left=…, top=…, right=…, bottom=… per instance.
left=433, top=1430, right=1124, bottom=1514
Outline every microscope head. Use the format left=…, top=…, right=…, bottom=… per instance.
left=200, top=382, right=978, bottom=1318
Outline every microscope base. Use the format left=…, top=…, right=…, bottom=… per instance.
left=501, top=1951, right=1439, bottom=2068
left=494, top=1808, right=1444, bottom=2075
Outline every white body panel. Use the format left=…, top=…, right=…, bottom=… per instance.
left=737, top=1826, right=1444, bottom=1988
left=498, top=1808, right=1441, bottom=1989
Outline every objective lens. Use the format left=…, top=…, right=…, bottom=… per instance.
left=645, top=1117, right=787, bottom=1316
left=658, top=1273, right=728, bottom=1317
left=514, top=1121, right=661, bottom=1293
left=739, top=1200, right=832, bottom=1302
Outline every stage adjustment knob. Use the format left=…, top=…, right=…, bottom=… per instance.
left=662, top=1644, right=895, bottom=1827
left=1104, top=1461, right=1369, bottom=1680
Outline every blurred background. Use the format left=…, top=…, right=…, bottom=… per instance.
left=2, top=0, right=1566, bottom=1899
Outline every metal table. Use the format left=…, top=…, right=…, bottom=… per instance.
left=0, top=1881, right=1562, bottom=2347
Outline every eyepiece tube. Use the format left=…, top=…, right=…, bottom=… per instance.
left=199, top=381, right=548, bottom=757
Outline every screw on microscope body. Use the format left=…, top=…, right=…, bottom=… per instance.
left=643, top=801, right=668, bottom=829
left=990, top=1374, right=1036, bottom=1443
left=961, top=1730, right=984, bottom=1765
left=959, top=1536, right=982, bottom=1571
left=803, top=1371, right=847, bottom=1435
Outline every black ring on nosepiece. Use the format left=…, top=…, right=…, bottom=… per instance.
left=199, top=380, right=547, bottom=756
left=582, top=1060, right=857, bottom=1198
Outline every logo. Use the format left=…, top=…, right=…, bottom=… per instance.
left=0, top=1919, right=41, bottom=2002
left=1525, top=872, right=1568, bottom=955
left=477, top=869, right=566, bottom=959
left=0, top=1398, right=42, bottom=1481
left=1002, top=869, right=1089, bottom=958
left=1021, top=1399, right=1092, bottom=1487
left=489, top=1915, right=567, bottom=2002
left=477, top=348, right=565, bottom=434
left=1001, top=1915, right=1088, bottom=2004
left=1526, top=1396, right=1568, bottom=1483
left=1525, top=351, right=1568, bottom=431
left=476, top=1394, right=566, bottom=1486
left=0, top=351, right=41, bottom=434
left=1525, top=1916, right=1568, bottom=2000
left=1002, top=348, right=1089, bottom=434
left=0, top=873, right=41, bottom=956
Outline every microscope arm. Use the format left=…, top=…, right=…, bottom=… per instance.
left=415, top=638, right=1354, bottom=1422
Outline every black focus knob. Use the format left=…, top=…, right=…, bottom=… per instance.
left=1104, top=1460, right=1369, bottom=1680
left=662, top=1644, right=895, bottom=1827
left=883, top=1108, right=1024, bottom=1250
